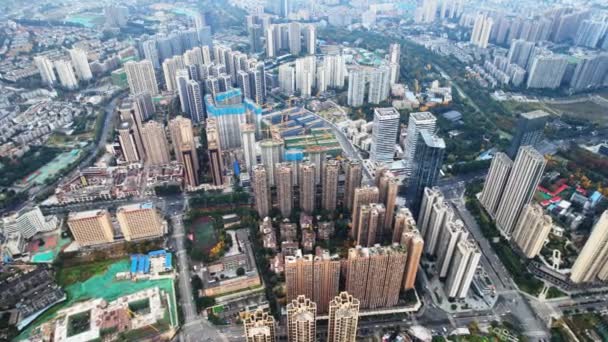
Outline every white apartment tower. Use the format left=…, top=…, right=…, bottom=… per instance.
left=370, top=107, right=400, bottom=163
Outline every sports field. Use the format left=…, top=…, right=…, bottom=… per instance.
left=188, top=216, right=218, bottom=253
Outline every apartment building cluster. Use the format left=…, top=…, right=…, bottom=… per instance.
left=1, top=206, right=59, bottom=258
left=66, top=202, right=166, bottom=247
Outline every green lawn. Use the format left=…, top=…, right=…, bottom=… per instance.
left=188, top=216, right=218, bottom=253
left=546, top=286, right=567, bottom=299
left=547, top=101, right=608, bottom=126
left=56, top=259, right=116, bottom=287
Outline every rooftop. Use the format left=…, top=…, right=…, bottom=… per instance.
left=374, top=107, right=400, bottom=119
left=420, top=130, right=446, bottom=149
left=117, top=202, right=155, bottom=212
left=522, top=110, right=550, bottom=120
left=68, top=209, right=107, bottom=220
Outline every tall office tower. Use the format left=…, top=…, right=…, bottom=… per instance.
left=507, top=110, right=549, bottom=158
left=34, top=56, right=56, bottom=86
left=327, top=292, right=360, bottom=342
left=53, top=60, right=78, bottom=90
left=299, top=162, right=316, bottom=214
left=288, top=22, right=302, bottom=55
left=393, top=207, right=415, bottom=243
left=124, top=60, right=159, bottom=95
left=377, top=170, right=399, bottom=230
left=175, top=69, right=191, bottom=114
left=479, top=152, right=513, bottom=217
left=252, top=165, right=271, bottom=217
left=570, top=54, right=608, bottom=93
left=387, top=43, right=400, bottom=85
left=470, top=13, right=493, bottom=48
left=444, top=239, right=481, bottom=299
left=351, top=186, right=380, bottom=240
left=279, top=64, right=296, bottom=95
left=367, top=66, right=390, bottom=104
left=570, top=211, right=608, bottom=283
left=418, top=188, right=453, bottom=255
left=286, top=296, right=317, bottom=342
left=574, top=20, right=608, bottom=48
left=265, top=26, right=276, bottom=58
left=370, top=107, right=400, bottom=163
left=295, top=56, right=316, bottom=98
left=169, top=116, right=200, bottom=187
left=512, top=204, right=552, bottom=258
left=241, top=124, right=257, bottom=172
left=403, top=112, right=437, bottom=176
left=243, top=309, right=276, bottom=342
left=408, top=131, right=445, bottom=212
left=322, top=160, right=340, bottom=212
left=67, top=209, right=114, bottom=246
left=117, top=120, right=142, bottom=162
left=345, top=245, right=407, bottom=309
left=284, top=249, right=340, bottom=314
left=69, top=48, right=92, bottom=82
left=507, top=39, right=536, bottom=69
left=343, top=161, right=362, bottom=211
left=400, top=226, right=424, bottom=290
left=206, top=118, right=224, bottom=186
left=356, top=203, right=386, bottom=246
left=495, top=146, right=545, bottom=237
left=249, top=62, right=267, bottom=104
left=141, top=121, right=170, bottom=165
left=116, top=202, right=164, bottom=241
left=526, top=54, right=568, bottom=89
left=347, top=69, right=366, bottom=107
left=302, top=24, right=316, bottom=55
left=186, top=80, right=204, bottom=122
left=260, top=139, right=284, bottom=186
left=237, top=70, right=252, bottom=99
left=436, top=219, right=468, bottom=278
left=142, top=39, right=160, bottom=69
left=277, top=163, right=294, bottom=218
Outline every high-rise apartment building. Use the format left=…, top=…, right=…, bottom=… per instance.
left=163, top=56, right=186, bottom=92
left=356, top=203, right=385, bottom=247
left=276, top=163, right=294, bottom=218
left=377, top=169, right=398, bottom=230
left=141, top=121, right=171, bottom=165
left=407, top=131, right=445, bottom=212
left=479, top=152, right=513, bottom=217
left=507, top=39, right=536, bottom=69
left=116, top=202, right=165, bottom=241
left=252, top=165, right=271, bottom=218
left=570, top=210, right=608, bottom=283
left=347, top=69, right=366, bottom=107
left=418, top=188, right=453, bottom=256
left=322, top=160, right=340, bottom=212
left=324, top=54, right=345, bottom=89
left=327, top=292, right=359, bottom=342
left=169, top=116, right=200, bottom=187
left=295, top=56, right=316, bottom=98
left=370, top=107, right=400, bottom=163
left=393, top=207, right=416, bottom=243
left=345, top=244, right=407, bottom=309
left=401, top=227, right=424, bottom=290
left=243, top=309, right=276, bottom=342
left=54, top=60, right=78, bottom=90
left=388, top=43, right=400, bottom=85
left=512, top=204, right=552, bottom=258
left=186, top=80, right=205, bottom=123
left=279, top=64, right=296, bottom=95
left=284, top=249, right=340, bottom=314
left=470, top=13, right=494, bottom=48
left=286, top=296, right=317, bottom=342
left=444, top=239, right=481, bottom=299
left=436, top=219, right=468, bottom=278
left=299, top=162, right=316, bottom=214
left=302, top=24, right=316, bottom=55
left=343, top=161, right=362, bottom=211
left=124, top=60, right=159, bottom=95
left=367, top=66, right=390, bottom=104
left=403, top=112, right=437, bottom=177
left=206, top=118, right=224, bottom=186
left=241, top=124, right=257, bottom=173
left=117, top=120, right=143, bottom=163
left=351, top=186, right=379, bottom=240
left=288, top=22, right=302, bottom=55
left=495, top=146, right=546, bottom=237
left=69, top=48, right=93, bottom=81
left=507, top=110, right=549, bottom=158
left=526, top=54, right=568, bottom=89
left=67, top=209, right=114, bottom=246
left=260, top=139, right=284, bottom=186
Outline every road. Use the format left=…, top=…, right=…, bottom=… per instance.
left=307, top=110, right=373, bottom=181
left=170, top=200, right=228, bottom=342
